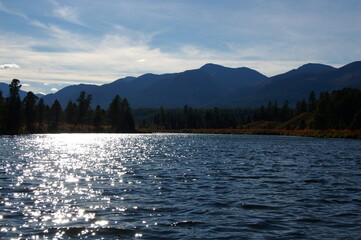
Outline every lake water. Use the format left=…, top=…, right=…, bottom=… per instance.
left=0, top=133, right=360, bottom=239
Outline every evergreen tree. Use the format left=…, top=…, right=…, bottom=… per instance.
left=259, top=105, right=266, bottom=121
left=49, top=100, right=62, bottom=132
left=36, top=98, right=46, bottom=132
left=6, top=79, right=22, bottom=134
left=266, top=101, right=273, bottom=120
left=64, top=100, right=77, bottom=125
left=108, top=95, right=122, bottom=131
left=314, top=92, right=333, bottom=129
left=351, top=110, right=361, bottom=129
left=272, top=101, right=279, bottom=120
left=307, top=91, right=317, bottom=112
left=75, top=91, right=92, bottom=127
left=0, top=91, right=5, bottom=133
left=23, top=91, right=38, bottom=133
left=281, top=100, right=292, bottom=121
left=331, top=88, right=361, bottom=128
left=92, top=105, right=104, bottom=130
left=120, top=98, right=135, bottom=132
left=296, top=100, right=307, bottom=115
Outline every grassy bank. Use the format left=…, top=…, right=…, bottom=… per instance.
left=139, top=128, right=361, bottom=139
left=14, top=123, right=361, bottom=139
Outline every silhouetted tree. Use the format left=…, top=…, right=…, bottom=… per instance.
left=314, top=92, right=333, bottom=129
left=107, top=95, right=135, bottom=132
left=6, top=79, right=22, bottom=134
left=351, top=110, right=361, bottom=129
left=307, top=91, right=317, bottom=112
left=64, top=100, right=77, bottom=125
left=258, top=105, right=266, bottom=121
left=296, top=100, right=307, bottom=115
left=23, top=91, right=38, bottom=133
left=75, top=91, right=92, bottom=127
left=281, top=100, right=292, bottom=121
left=49, top=100, right=62, bottom=131
left=0, top=91, right=5, bottom=133
left=93, top=105, right=104, bottom=130
left=108, top=95, right=122, bottom=131
left=331, top=88, right=361, bottom=128
left=36, top=98, right=46, bottom=132
left=120, top=98, right=135, bottom=132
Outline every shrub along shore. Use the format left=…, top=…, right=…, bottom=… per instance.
left=1, top=79, right=361, bottom=139
left=141, top=128, right=361, bottom=139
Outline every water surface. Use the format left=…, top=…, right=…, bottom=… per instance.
left=0, top=134, right=360, bottom=239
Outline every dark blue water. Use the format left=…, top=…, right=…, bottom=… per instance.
left=0, top=133, right=360, bottom=239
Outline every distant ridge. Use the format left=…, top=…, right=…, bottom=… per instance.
left=1, top=61, right=360, bottom=108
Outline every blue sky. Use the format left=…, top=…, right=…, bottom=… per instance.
left=0, top=0, right=360, bottom=94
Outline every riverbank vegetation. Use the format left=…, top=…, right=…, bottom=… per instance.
left=1, top=79, right=360, bottom=138
left=0, top=79, right=135, bottom=134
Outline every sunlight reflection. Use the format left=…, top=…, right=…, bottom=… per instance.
left=1, top=133, right=156, bottom=238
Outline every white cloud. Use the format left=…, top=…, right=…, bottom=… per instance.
left=0, top=63, right=20, bottom=70
left=22, top=83, right=30, bottom=87
left=0, top=25, right=342, bottom=89
left=0, top=0, right=358, bottom=94
left=54, top=5, right=81, bottom=25
left=51, top=88, right=58, bottom=92
left=0, top=2, right=29, bottom=21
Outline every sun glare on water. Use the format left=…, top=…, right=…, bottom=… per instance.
left=4, top=133, right=151, bottom=237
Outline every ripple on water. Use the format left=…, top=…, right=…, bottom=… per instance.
left=0, top=134, right=360, bottom=239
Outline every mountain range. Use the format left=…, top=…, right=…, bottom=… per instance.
left=1, top=61, right=360, bottom=108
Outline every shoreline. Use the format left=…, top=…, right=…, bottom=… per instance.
left=140, top=128, right=361, bottom=139
left=2, top=128, right=361, bottom=139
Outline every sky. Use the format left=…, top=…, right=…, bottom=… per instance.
left=0, top=0, right=360, bottom=94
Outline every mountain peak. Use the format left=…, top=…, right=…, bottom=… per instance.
left=296, top=63, right=336, bottom=73
left=198, top=63, right=267, bottom=91
left=200, top=63, right=225, bottom=70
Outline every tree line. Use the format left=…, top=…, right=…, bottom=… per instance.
left=145, top=88, right=361, bottom=130
left=0, top=79, right=135, bottom=135
left=1, top=79, right=360, bottom=135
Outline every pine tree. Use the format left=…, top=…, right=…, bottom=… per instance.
left=93, top=105, right=104, bottom=130
left=75, top=91, right=92, bottom=127
left=23, top=91, right=38, bottom=133
left=49, top=100, right=62, bottom=132
left=307, top=91, right=317, bottom=112
left=6, top=79, right=22, bottom=134
left=0, top=91, right=5, bottom=133
left=36, top=98, right=45, bottom=132
left=108, top=95, right=122, bottom=131
left=351, top=110, right=361, bottom=129
left=120, top=98, right=135, bottom=132
left=314, top=92, right=333, bottom=129
left=64, top=100, right=77, bottom=125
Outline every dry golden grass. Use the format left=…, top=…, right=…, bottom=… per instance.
left=147, top=128, right=361, bottom=139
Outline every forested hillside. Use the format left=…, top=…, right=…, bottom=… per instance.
left=1, top=79, right=360, bottom=137
left=141, top=88, right=361, bottom=131
left=0, top=80, right=135, bottom=134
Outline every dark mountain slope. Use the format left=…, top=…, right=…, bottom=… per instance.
left=130, top=69, right=230, bottom=108
left=3, top=61, right=359, bottom=109
left=218, top=61, right=361, bottom=107
left=42, top=84, right=98, bottom=107
left=200, top=63, right=267, bottom=90
left=269, top=63, right=336, bottom=81
left=254, top=63, right=336, bottom=87
left=89, top=74, right=174, bottom=108
left=0, top=82, right=31, bottom=99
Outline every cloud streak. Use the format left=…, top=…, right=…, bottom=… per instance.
left=54, top=6, right=81, bottom=24
left=0, top=0, right=359, bottom=94
left=0, top=63, right=20, bottom=70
